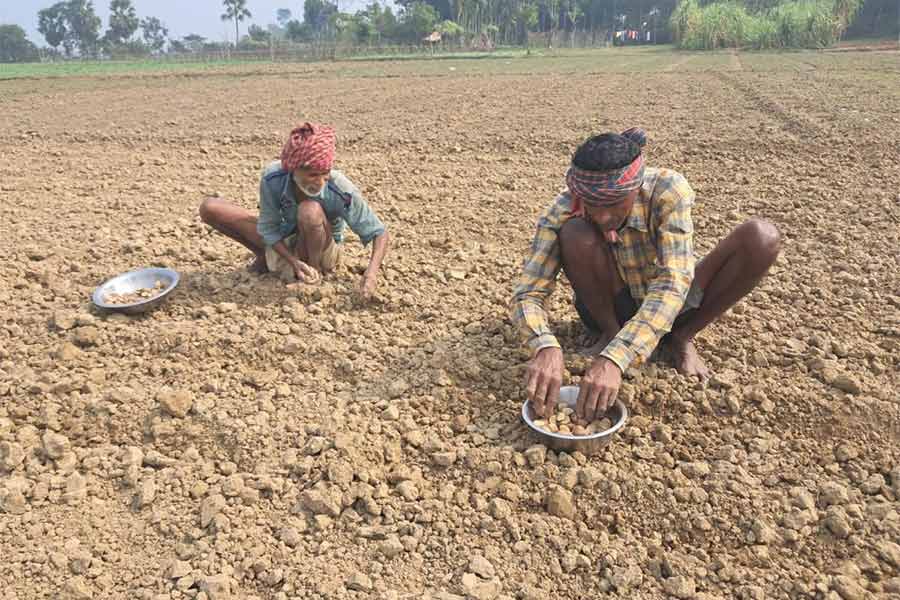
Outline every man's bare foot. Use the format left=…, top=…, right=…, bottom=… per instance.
left=247, top=255, right=269, bottom=274
left=668, top=335, right=710, bottom=379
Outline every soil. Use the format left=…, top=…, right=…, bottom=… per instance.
left=0, top=53, right=899, bottom=600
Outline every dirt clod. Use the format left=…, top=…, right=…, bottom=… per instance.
left=157, top=388, right=193, bottom=418
left=42, top=432, right=70, bottom=459
left=662, top=576, right=696, bottom=599
left=347, top=571, right=373, bottom=591
left=546, top=487, right=575, bottom=519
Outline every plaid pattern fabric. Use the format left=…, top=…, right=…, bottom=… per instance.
left=510, top=167, right=697, bottom=372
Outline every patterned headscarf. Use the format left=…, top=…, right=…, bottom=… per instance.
left=280, top=122, right=336, bottom=172
left=566, top=127, right=647, bottom=208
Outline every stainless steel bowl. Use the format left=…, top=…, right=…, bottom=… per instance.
left=91, top=267, right=180, bottom=315
left=521, top=385, right=628, bottom=456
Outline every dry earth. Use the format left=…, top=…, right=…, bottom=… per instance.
left=1, top=49, right=899, bottom=600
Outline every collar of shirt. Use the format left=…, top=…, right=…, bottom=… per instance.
left=621, top=181, right=653, bottom=233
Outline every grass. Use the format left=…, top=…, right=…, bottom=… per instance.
left=0, top=43, right=895, bottom=81
left=0, top=58, right=264, bottom=80
left=0, top=46, right=684, bottom=80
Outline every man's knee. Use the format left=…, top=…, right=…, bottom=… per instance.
left=297, top=200, right=326, bottom=229
left=560, top=217, right=603, bottom=262
left=741, top=218, right=781, bottom=262
left=198, top=197, right=219, bottom=225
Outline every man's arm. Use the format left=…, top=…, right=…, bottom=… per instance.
left=358, top=230, right=390, bottom=299
left=509, top=217, right=563, bottom=353
left=510, top=199, right=568, bottom=418
left=600, top=177, right=696, bottom=372
left=339, top=181, right=386, bottom=246
left=336, top=180, right=391, bottom=298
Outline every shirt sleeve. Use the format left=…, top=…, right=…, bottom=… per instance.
left=341, top=185, right=386, bottom=246
left=601, top=177, right=696, bottom=372
left=256, top=175, right=284, bottom=247
left=509, top=197, right=568, bottom=354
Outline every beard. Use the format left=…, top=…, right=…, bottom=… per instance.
left=297, top=181, right=324, bottom=197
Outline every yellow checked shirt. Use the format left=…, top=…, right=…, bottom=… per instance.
left=510, top=167, right=696, bottom=372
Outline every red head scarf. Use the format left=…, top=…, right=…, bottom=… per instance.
left=280, top=122, right=336, bottom=172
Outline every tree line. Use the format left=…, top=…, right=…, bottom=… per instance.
left=35, top=0, right=169, bottom=58
left=0, top=0, right=895, bottom=63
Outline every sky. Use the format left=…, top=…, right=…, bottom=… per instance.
left=2, top=0, right=373, bottom=46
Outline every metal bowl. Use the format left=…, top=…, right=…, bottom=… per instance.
left=91, top=267, right=180, bottom=315
left=521, top=385, right=628, bottom=456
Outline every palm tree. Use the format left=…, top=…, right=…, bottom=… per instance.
left=221, top=0, right=252, bottom=47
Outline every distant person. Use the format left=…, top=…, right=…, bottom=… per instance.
left=510, top=128, right=780, bottom=421
left=199, top=123, right=390, bottom=300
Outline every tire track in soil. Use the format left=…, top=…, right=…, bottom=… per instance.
left=732, top=65, right=900, bottom=165
left=739, top=66, right=900, bottom=147
left=782, top=54, right=900, bottom=110
left=712, top=71, right=824, bottom=141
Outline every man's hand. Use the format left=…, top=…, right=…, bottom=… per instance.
left=525, top=347, right=564, bottom=419
left=290, top=258, right=320, bottom=284
left=577, top=357, right=621, bottom=422
left=356, top=272, right=377, bottom=301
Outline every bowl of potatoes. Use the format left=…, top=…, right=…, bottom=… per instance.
left=91, top=267, right=180, bottom=315
left=521, top=385, right=628, bottom=455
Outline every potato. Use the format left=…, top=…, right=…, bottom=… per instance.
left=104, top=279, right=166, bottom=305
left=589, top=417, right=614, bottom=433
left=533, top=403, right=617, bottom=437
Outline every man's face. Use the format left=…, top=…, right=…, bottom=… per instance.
left=582, top=189, right=638, bottom=231
left=293, top=166, right=331, bottom=197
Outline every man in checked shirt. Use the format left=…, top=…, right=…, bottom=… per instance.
left=510, top=128, right=780, bottom=421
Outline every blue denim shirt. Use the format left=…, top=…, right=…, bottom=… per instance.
left=257, top=160, right=387, bottom=247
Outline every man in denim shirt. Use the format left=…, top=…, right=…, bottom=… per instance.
left=200, top=123, right=390, bottom=299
